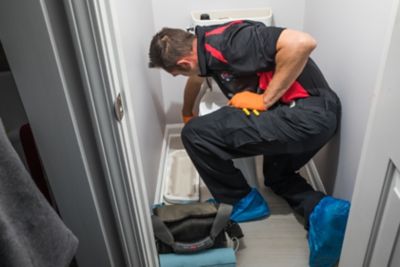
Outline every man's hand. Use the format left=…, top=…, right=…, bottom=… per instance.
left=228, top=91, right=266, bottom=111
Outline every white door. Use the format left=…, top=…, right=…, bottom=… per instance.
left=340, top=0, right=400, bottom=266
left=63, top=0, right=159, bottom=266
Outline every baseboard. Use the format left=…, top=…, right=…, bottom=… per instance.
left=153, top=123, right=184, bottom=205
left=304, top=159, right=327, bottom=194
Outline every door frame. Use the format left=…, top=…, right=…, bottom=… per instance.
left=340, top=0, right=400, bottom=265
left=63, top=0, right=158, bottom=266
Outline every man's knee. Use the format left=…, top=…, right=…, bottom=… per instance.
left=181, top=116, right=219, bottom=150
left=181, top=117, right=202, bottom=144
left=181, top=122, right=193, bottom=142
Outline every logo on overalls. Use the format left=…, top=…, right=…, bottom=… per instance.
left=220, top=71, right=233, bottom=82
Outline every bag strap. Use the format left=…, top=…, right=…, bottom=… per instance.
left=210, top=203, right=232, bottom=239
left=151, top=214, right=175, bottom=246
left=152, top=203, right=233, bottom=253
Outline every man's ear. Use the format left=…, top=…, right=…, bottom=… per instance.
left=176, top=59, right=192, bottom=70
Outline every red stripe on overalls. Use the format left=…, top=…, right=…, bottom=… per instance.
left=258, top=72, right=309, bottom=103
left=204, top=20, right=244, bottom=63
left=204, top=43, right=228, bottom=63
left=205, top=20, right=244, bottom=37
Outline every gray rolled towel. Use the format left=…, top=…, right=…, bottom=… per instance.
left=0, top=120, right=78, bottom=267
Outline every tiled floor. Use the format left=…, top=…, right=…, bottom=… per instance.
left=166, top=136, right=310, bottom=267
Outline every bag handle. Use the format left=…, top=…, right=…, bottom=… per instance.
left=152, top=203, right=233, bottom=254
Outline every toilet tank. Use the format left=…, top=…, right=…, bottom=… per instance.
left=191, top=7, right=272, bottom=27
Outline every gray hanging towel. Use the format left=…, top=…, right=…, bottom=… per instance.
left=0, top=119, right=78, bottom=267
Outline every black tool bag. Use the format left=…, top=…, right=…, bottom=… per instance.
left=152, top=202, right=243, bottom=254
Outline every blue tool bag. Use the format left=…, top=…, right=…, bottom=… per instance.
left=152, top=202, right=243, bottom=254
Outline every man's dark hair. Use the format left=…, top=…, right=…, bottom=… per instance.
left=148, top=28, right=195, bottom=71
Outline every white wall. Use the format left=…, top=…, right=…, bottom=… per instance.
left=304, top=0, right=395, bottom=200
left=112, top=0, right=165, bottom=201
left=151, top=0, right=307, bottom=123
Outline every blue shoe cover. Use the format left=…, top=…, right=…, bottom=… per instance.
left=230, top=188, right=270, bottom=223
left=308, top=196, right=350, bottom=267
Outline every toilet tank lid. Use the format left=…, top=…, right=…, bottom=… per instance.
left=191, top=7, right=273, bottom=27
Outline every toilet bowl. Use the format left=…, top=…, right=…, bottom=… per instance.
left=198, top=82, right=259, bottom=188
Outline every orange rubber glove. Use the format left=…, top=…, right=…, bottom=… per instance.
left=228, top=91, right=267, bottom=111
left=182, top=114, right=194, bottom=124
